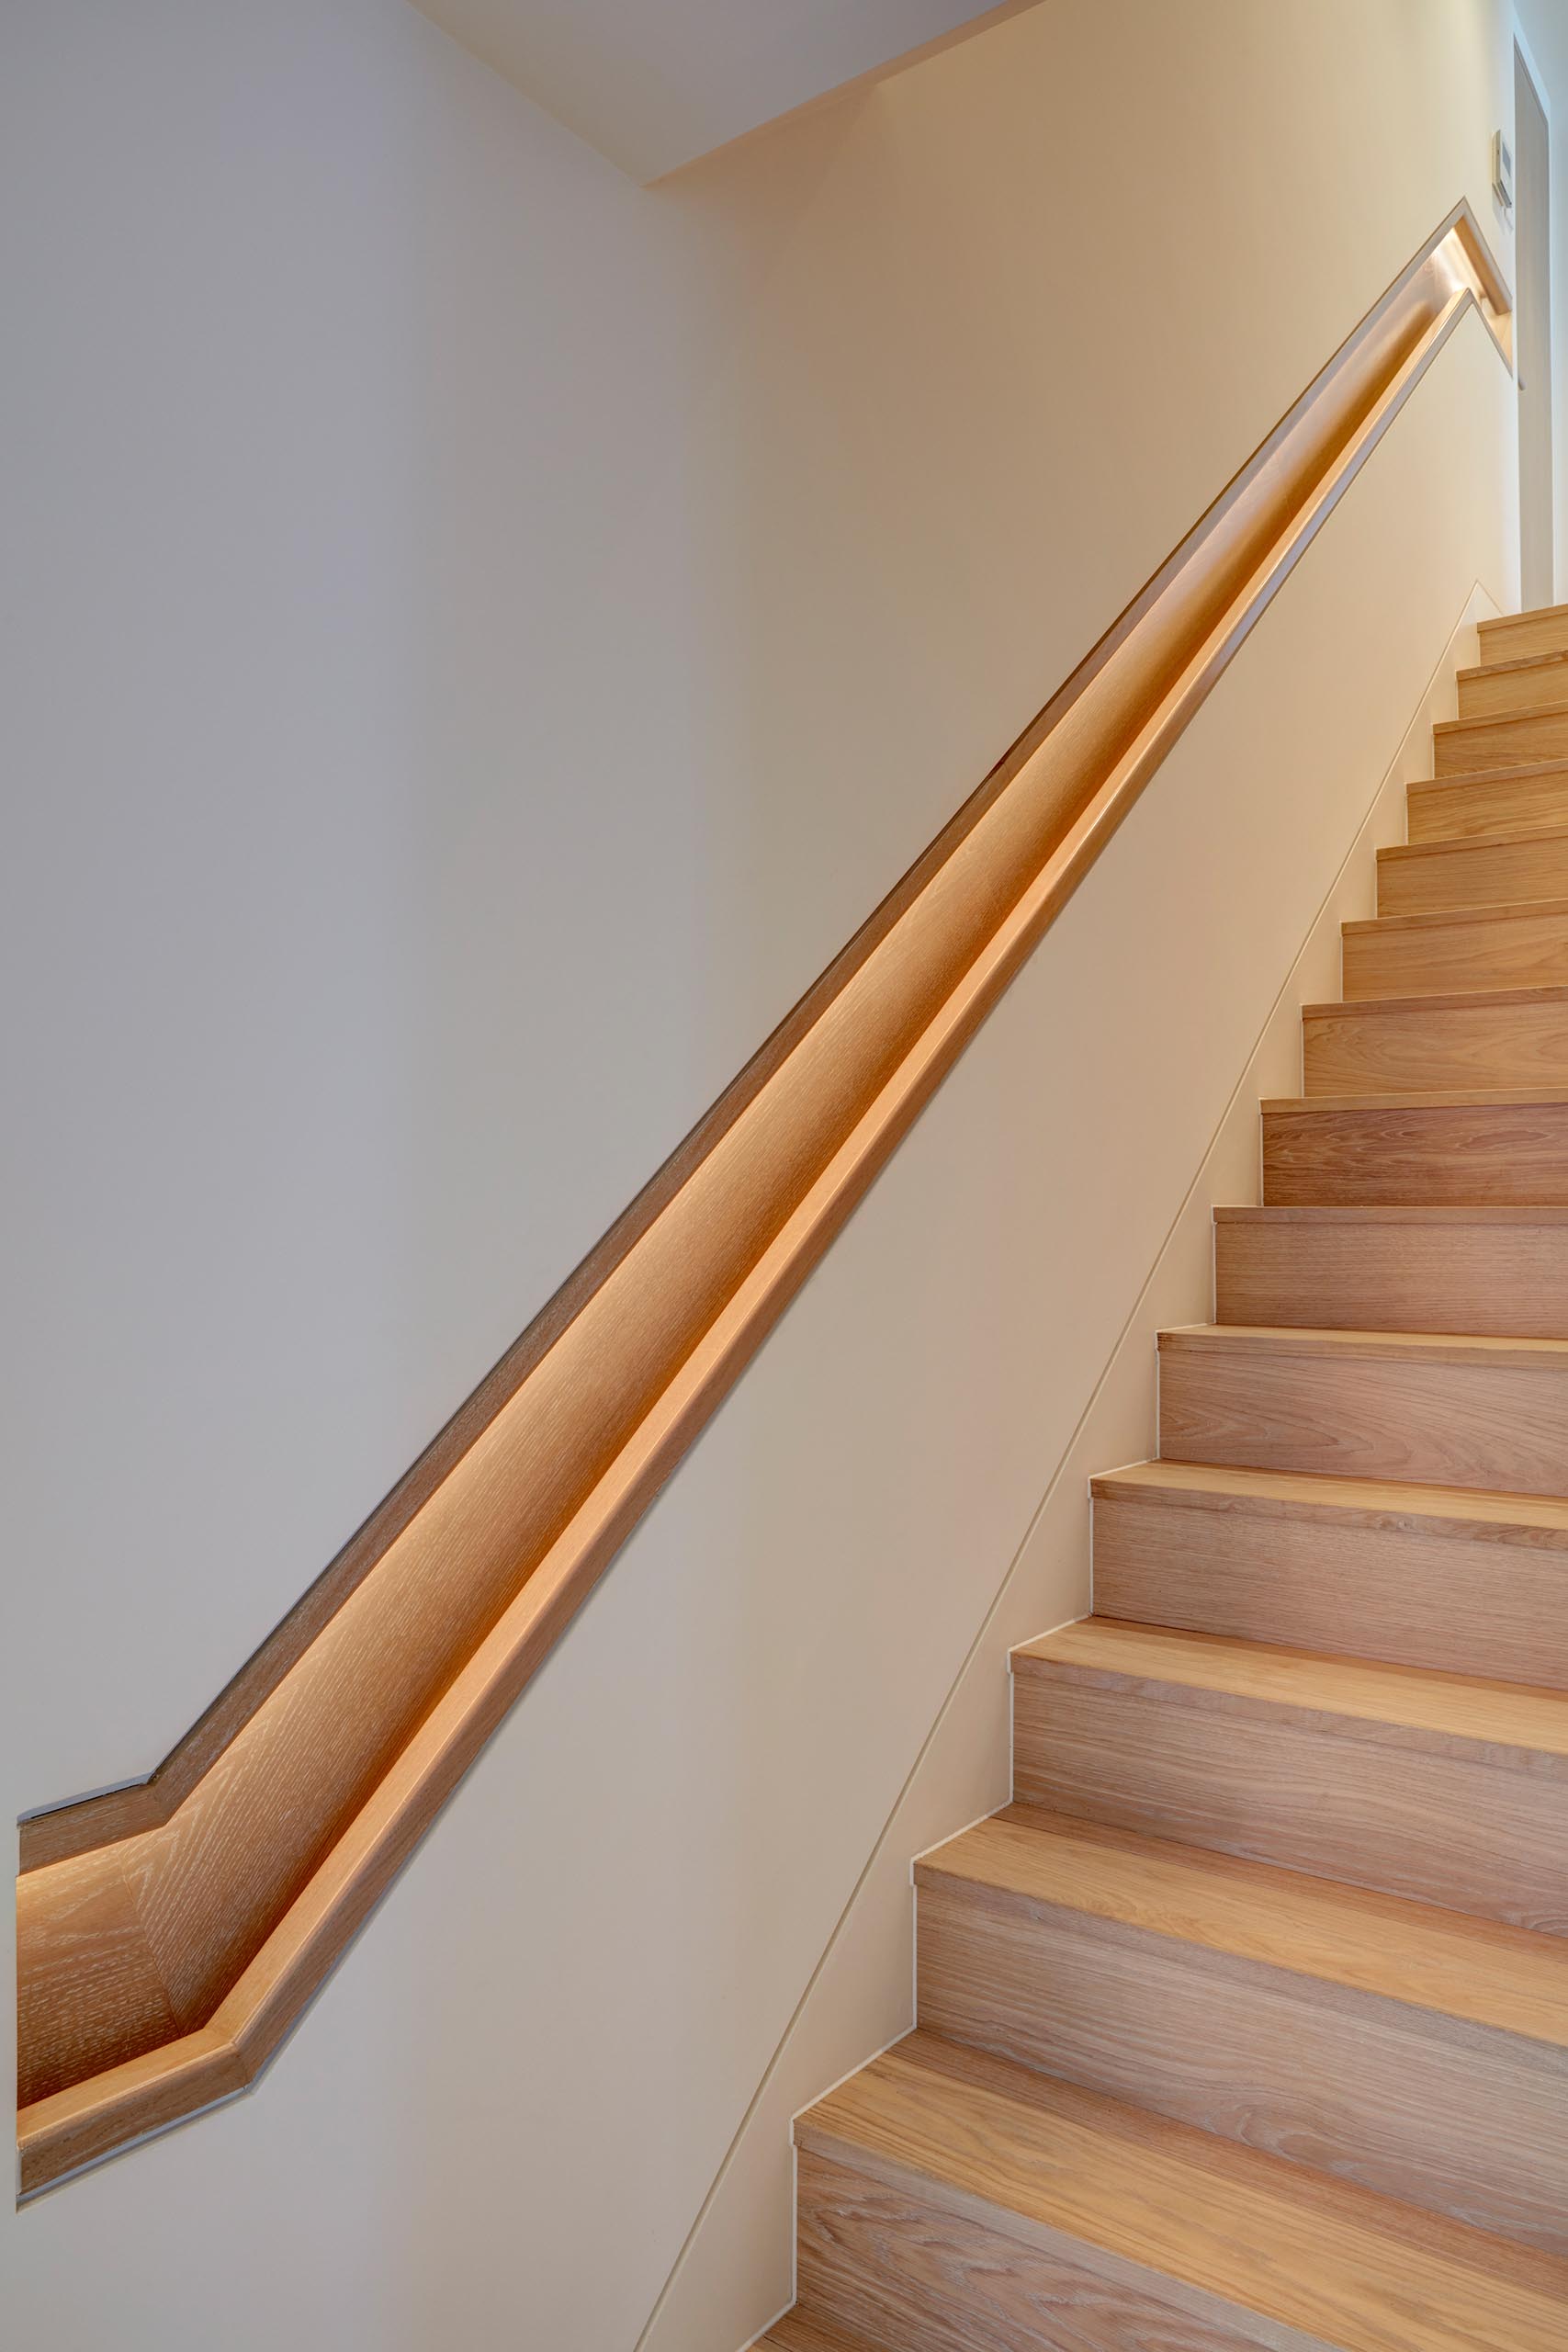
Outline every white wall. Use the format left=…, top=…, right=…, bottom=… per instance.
left=1516, top=0, right=1568, bottom=591
left=0, top=3, right=1531, bottom=2346
left=410, top=0, right=1025, bottom=180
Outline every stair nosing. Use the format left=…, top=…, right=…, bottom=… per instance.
left=1090, top=1459, right=1568, bottom=1545
left=1410, top=753, right=1568, bottom=797
left=1304, top=980, right=1568, bottom=1019
left=1380, top=829, right=1568, bottom=869
left=1482, top=599, right=1568, bottom=633
left=1263, top=1081, right=1568, bottom=1111
left=1010, top=1620, right=1568, bottom=1767
left=1344, top=897, right=1568, bottom=934
left=1215, top=1202, right=1568, bottom=1222
left=1436, top=697, right=1568, bottom=736
left=1157, top=1321, right=1568, bottom=1363
left=1459, top=650, right=1568, bottom=684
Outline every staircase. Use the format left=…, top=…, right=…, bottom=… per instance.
left=761, top=602, right=1568, bottom=2351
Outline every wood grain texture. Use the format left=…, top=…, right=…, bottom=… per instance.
left=917, top=1827, right=1568, bottom=2250
left=1380, top=826, right=1568, bottom=912
left=1456, top=650, right=1568, bottom=718
left=17, top=203, right=1510, bottom=2195
left=1480, top=605, right=1568, bottom=665
left=1343, top=900, right=1568, bottom=999
left=1090, top=1462, right=1568, bottom=1689
left=1262, top=1089, right=1568, bottom=1204
left=919, top=1810, right=1568, bottom=2047
left=1406, top=759, right=1568, bottom=844
left=758, top=2313, right=877, bottom=2352
left=1014, top=1617, right=1568, bottom=1758
left=1011, top=1622, right=1568, bottom=1929
left=795, top=2145, right=1271, bottom=2352
left=1303, top=983, right=1568, bottom=1094
left=1214, top=1203, right=1568, bottom=1335
left=1433, top=701, right=1568, bottom=776
left=798, top=2035, right=1568, bottom=2352
left=778, top=585, right=1568, bottom=2349
left=1158, top=1323, right=1568, bottom=1494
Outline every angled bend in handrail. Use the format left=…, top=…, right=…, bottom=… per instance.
left=15, top=199, right=1511, bottom=2199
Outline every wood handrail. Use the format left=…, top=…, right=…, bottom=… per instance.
left=16, top=200, right=1510, bottom=2199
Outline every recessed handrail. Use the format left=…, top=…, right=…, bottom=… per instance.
left=15, top=199, right=1510, bottom=2199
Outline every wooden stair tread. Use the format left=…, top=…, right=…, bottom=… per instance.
left=800, top=2033, right=1568, bottom=2352
left=1483, top=598, right=1568, bottom=636
left=1158, top=1320, right=1568, bottom=1365
left=1413, top=752, right=1568, bottom=793
left=1344, top=896, right=1568, bottom=933
left=758, top=2319, right=878, bottom=2352
left=1305, top=979, right=1568, bottom=1018
left=1012, top=1618, right=1568, bottom=1764
left=1459, top=650, right=1568, bottom=686
left=1263, top=1081, right=1568, bottom=1110
left=1380, top=822, right=1568, bottom=880
left=1436, top=699, right=1568, bottom=734
left=1217, top=1202, right=1568, bottom=1221
left=1092, top=1456, right=1568, bottom=1543
left=921, top=1806, right=1568, bottom=2051
left=918, top=1809, right=1568, bottom=2048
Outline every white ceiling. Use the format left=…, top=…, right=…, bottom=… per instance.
left=412, top=0, right=1018, bottom=182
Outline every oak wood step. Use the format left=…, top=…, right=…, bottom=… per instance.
left=1090, top=1460, right=1568, bottom=1689
left=1159, top=1323, right=1568, bottom=1495
left=1481, top=603, right=1568, bottom=666
left=1215, top=1204, right=1568, bottom=1336
left=1379, top=824, right=1568, bottom=913
left=759, top=2319, right=878, bottom=2352
left=1303, top=983, right=1568, bottom=1094
left=1262, top=1085, right=1568, bottom=1205
left=1012, top=1619, right=1568, bottom=1930
left=1406, top=758, right=1568, bottom=845
left=1343, top=899, right=1568, bottom=999
left=796, top=2033, right=1568, bottom=2352
left=917, top=1809, right=1568, bottom=2250
left=1434, top=700, right=1568, bottom=777
left=1457, top=650, right=1568, bottom=719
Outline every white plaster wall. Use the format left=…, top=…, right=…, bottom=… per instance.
left=0, top=1, right=1532, bottom=2345
left=1515, top=0, right=1568, bottom=592
left=409, top=0, right=1023, bottom=181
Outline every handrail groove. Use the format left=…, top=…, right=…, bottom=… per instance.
left=16, top=199, right=1511, bottom=2199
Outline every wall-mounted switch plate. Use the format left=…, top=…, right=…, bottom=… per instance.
left=1493, top=129, right=1515, bottom=216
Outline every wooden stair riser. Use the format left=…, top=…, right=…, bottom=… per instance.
left=1011, top=1672, right=1568, bottom=1933
left=1434, top=705, right=1568, bottom=777
left=1343, top=906, right=1568, bottom=1000
left=1090, top=1482, right=1568, bottom=1690
left=917, top=1882, right=1568, bottom=2255
left=1380, top=831, right=1568, bottom=914
left=1303, top=992, right=1568, bottom=1095
left=795, top=2145, right=1265, bottom=2352
left=1480, top=607, right=1568, bottom=666
left=1406, top=763, right=1568, bottom=845
left=1262, top=1096, right=1568, bottom=1206
left=1214, top=1211, right=1568, bottom=1336
left=1457, top=657, right=1568, bottom=719
left=1158, top=1335, right=1568, bottom=1493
